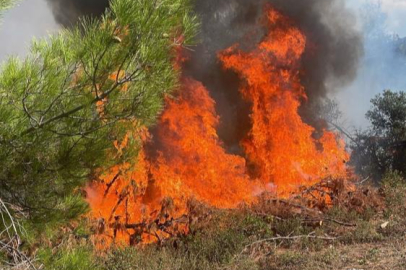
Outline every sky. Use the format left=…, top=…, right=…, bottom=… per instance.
left=1, top=0, right=406, bottom=129
left=345, top=0, right=406, bottom=36
left=370, top=0, right=406, bottom=36
left=0, top=0, right=58, bottom=62
left=336, top=0, right=406, bottom=129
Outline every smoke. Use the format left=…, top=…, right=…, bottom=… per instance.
left=45, top=0, right=109, bottom=27
left=335, top=2, right=406, bottom=128
left=184, top=0, right=267, bottom=152
left=271, top=0, right=362, bottom=97
left=185, top=0, right=363, bottom=148
left=44, top=0, right=363, bottom=148
left=0, top=0, right=59, bottom=62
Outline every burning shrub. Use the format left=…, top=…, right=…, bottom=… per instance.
left=87, top=6, right=353, bottom=247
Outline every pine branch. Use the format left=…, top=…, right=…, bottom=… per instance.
left=20, top=75, right=133, bottom=136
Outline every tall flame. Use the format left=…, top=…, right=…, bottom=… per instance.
left=150, top=77, right=256, bottom=208
left=219, top=8, right=349, bottom=194
left=87, top=7, right=350, bottom=246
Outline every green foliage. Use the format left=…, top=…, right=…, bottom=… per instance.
left=0, top=0, right=18, bottom=28
left=341, top=220, right=382, bottom=244
left=188, top=226, right=246, bottom=264
left=366, top=90, right=406, bottom=139
left=351, top=90, right=406, bottom=179
left=273, top=218, right=304, bottom=236
left=0, top=0, right=197, bottom=229
left=242, top=214, right=274, bottom=238
left=38, top=246, right=100, bottom=270
left=326, top=206, right=359, bottom=223
left=0, top=0, right=14, bottom=15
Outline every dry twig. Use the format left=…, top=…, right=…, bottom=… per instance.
left=244, top=233, right=337, bottom=249
left=0, top=198, right=39, bottom=270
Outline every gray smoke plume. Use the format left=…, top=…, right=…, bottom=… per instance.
left=184, top=0, right=267, bottom=152
left=45, top=0, right=363, bottom=149
left=186, top=0, right=363, bottom=148
left=45, top=0, right=109, bottom=26
left=336, top=2, right=406, bottom=128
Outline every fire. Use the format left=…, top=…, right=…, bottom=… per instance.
left=149, top=77, right=256, bottom=208
left=219, top=8, right=349, bottom=194
left=87, top=78, right=256, bottom=247
left=86, top=7, right=350, bottom=246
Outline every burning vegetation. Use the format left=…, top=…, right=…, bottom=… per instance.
left=86, top=7, right=353, bottom=247
left=3, top=0, right=406, bottom=269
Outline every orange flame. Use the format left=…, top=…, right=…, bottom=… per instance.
left=219, top=8, right=349, bottom=195
left=150, top=77, right=256, bottom=208
left=86, top=7, right=350, bottom=247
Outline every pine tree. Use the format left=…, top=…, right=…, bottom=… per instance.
left=0, top=0, right=196, bottom=229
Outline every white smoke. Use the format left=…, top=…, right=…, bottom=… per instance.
left=334, top=0, right=406, bottom=129
left=0, top=0, right=58, bottom=63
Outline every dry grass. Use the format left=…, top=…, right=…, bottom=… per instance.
left=260, top=237, right=406, bottom=270
left=2, top=174, right=405, bottom=270
left=99, top=174, right=406, bottom=270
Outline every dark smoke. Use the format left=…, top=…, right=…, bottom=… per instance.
left=268, top=0, right=363, bottom=127
left=185, top=0, right=363, bottom=148
left=45, top=0, right=363, bottom=150
left=184, top=0, right=267, bottom=153
left=45, top=0, right=109, bottom=27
